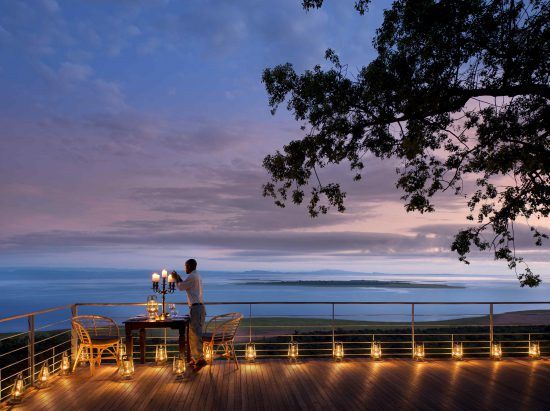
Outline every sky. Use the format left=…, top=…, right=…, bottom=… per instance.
left=0, top=0, right=548, bottom=280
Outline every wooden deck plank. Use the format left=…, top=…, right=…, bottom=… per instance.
left=10, top=359, right=550, bottom=411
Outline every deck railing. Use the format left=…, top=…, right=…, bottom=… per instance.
left=1, top=301, right=549, bottom=402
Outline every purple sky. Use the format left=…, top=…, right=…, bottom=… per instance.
left=0, top=0, right=548, bottom=278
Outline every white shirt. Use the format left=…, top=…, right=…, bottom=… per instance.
left=176, top=270, right=203, bottom=306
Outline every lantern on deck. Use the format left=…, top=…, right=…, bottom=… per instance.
left=491, top=342, right=502, bottom=360
left=413, top=343, right=425, bottom=361
left=371, top=341, right=382, bottom=360
left=36, top=361, right=50, bottom=388
left=288, top=342, right=299, bottom=362
left=118, top=340, right=126, bottom=361
left=118, top=354, right=134, bottom=379
left=61, top=351, right=71, bottom=375
left=10, top=373, right=25, bottom=404
left=79, top=346, right=89, bottom=366
left=333, top=342, right=344, bottom=361
left=155, top=345, right=168, bottom=365
left=203, top=343, right=213, bottom=362
left=529, top=341, right=540, bottom=359
left=245, top=343, right=256, bottom=362
left=172, top=356, right=186, bottom=379
left=452, top=342, right=463, bottom=361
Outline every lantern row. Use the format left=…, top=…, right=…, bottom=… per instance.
left=240, top=340, right=543, bottom=362
left=8, top=340, right=544, bottom=404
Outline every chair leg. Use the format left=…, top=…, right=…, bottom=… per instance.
left=231, top=341, right=239, bottom=370
left=208, top=342, right=214, bottom=365
left=97, top=348, right=104, bottom=366
left=72, top=345, right=83, bottom=372
left=89, top=348, right=95, bottom=376
left=111, top=343, right=120, bottom=366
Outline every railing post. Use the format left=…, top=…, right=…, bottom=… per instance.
left=411, top=303, right=415, bottom=358
left=71, top=304, right=78, bottom=363
left=489, top=303, right=494, bottom=348
left=28, top=315, right=35, bottom=386
left=249, top=303, right=252, bottom=342
left=331, top=303, right=335, bottom=355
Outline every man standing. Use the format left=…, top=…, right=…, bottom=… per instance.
left=172, top=259, right=207, bottom=373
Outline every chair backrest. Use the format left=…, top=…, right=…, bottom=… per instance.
left=206, top=313, right=243, bottom=343
left=72, top=315, right=119, bottom=345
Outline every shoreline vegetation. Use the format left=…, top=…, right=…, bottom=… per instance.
left=243, top=280, right=465, bottom=289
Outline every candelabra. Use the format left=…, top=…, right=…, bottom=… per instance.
left=152, top=269, right=175, bottom=318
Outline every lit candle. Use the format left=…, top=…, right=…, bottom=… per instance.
left=152, top=273, right=160, bottom=282
left=168, top=274, right=175, bottom=283
left=161, top=269, right=168, bottom=278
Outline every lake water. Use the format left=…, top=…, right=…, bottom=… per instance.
left=1, top=267, right=549, bottom=332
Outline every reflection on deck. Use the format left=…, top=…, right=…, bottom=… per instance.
left=14, top=358, right=550, bottom=410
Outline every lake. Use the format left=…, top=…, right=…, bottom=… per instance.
left=1, top=267, right=549, bottom=332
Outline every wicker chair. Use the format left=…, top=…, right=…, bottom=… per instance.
left=202, top=312, right=243, bottom=369
left=72, top=315, right=120, bottom=375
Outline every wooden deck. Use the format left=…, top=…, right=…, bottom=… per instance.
left=13, top=359, right=550, bottom=411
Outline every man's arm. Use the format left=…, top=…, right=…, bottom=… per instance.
left=171, top=271, right=183, bottom=282
left=174, top=272, right=193, bottom=291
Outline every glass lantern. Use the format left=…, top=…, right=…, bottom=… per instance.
left=529, top=341, right=540, bottom=359
left=146, top=295, right=159, bottom=320
left=10, top=373, right=25, bottom=404
left=79, top=346, right=89, bottom=366
left=491, top=342, right=502, bottom=360
left=452, top=342, right=463, bottom=360
left=173, top=356, right=186, bottom=379
left=413, top=343, right=425, bottom=361
left=245, top=343, right=256, bottom=362
left=155, top=345, right=168, bottom=365
left=288, top=342, right=299, bottom=362
left=333, top=342, right=344, bottom=361
left=61, top=351, right=71, bottom=375
left=36, top=361, right=50, bottom=388
left=203, top=343, right=213, bottom=362
left=118, top=340, right=126, bottom=361
left=118, top=354, right=134, bottom=379
left=371, top=341, right=382, bottom=360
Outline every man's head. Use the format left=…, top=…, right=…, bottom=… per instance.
left=185, top=259, right=197, bottom=274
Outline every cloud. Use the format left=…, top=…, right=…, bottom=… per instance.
left=59, top=62, right=94, bottom=82
left=41, top=0, right=60, bottom=13
left=93, top=79, right=128, bottom=111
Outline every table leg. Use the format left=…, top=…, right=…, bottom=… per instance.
left=139, top=328, right=146, bottom=364
left=125, top=326, right=133, bottom=359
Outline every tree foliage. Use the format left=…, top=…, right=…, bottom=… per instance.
left=262, top=0, right=549, bottom=286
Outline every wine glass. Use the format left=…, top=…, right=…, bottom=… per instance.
left=169, top=303, right=178, bottom=317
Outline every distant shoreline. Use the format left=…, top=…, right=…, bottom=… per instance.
left=243, top=280, right=464, bottom=289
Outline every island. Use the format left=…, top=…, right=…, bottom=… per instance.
left=243, top=280, right=464, bottom=289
